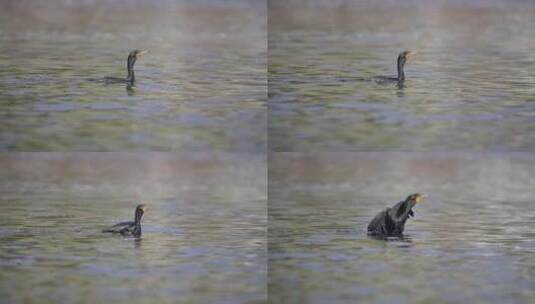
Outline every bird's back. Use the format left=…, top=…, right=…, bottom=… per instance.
left=103, top=76, right=127, bottom=84
left=372, top=75, right=399, bottom=84
left=102, top=221, right=135, bottom=234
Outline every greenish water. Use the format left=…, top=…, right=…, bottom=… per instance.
left=269, top=1, right=535, bottom=151
left=269, top=153, right=535, bottom=303
left=0, top=153, right=266, bottom=304
left=0, top=2, right=266, bottom=151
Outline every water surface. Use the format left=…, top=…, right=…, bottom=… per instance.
left=0, top=153, right=266, bottom=304
left=269, top=153, right=535, bottom=303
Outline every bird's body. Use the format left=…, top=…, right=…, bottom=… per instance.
left=94, top=50, right=147, bottom=85
left=367, top=194, right=424, bottom=237
left=103, top=76, right=130, bottom=84
left=372, top=51, right=415, bottom=85
left=102, top=220, right=141, bottom=236
left=103, top=204, right=148, bottom=237
left=372, top=75, right=401, bottom=84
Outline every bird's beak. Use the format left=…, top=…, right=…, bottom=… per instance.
left=415, top=194, right=426, bottom=204
left=142, top=205, right=150, bottom=212
left=138, top=50, right=149, bottom=56
left=406, top=51, right=417, bottom=59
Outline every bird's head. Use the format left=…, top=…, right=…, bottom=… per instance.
left=129, top=49, right=148, bottom=59
left=135, top=204, right=150, bottom=221
left=397, top=50, right=416, bottom=66
left=388, top=193, right=425, bottom=222
left=405, top=193, right=425, bottom=206
left=127, top=49, right=148, bottom=67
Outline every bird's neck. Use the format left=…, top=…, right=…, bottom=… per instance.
left=134, top=212, right=143, bottom=225
left=127, top=57, right=135, bottom=84
left=133, top=212, right=142, bottom=237
left=127, top=71, right=135, bottom=84
left=397, top=59, right=405, bottom=81
left=133, top=223, right=142, bottom=237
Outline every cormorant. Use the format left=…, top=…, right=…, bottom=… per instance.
left=104, top=50, right=148, bottom=85
left=367, top=193, right=424, bottom=237
left=373, top=51, right=416, bottom=85
left=102, top=204, right=149, bottom=237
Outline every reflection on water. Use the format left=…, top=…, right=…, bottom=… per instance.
left=0, top=1, right=266, bottom=151
left=0, top=153, right=266, bottom=304
left=269, top=0, right=535, bottom=151
left=269, top=153, right=535, bottom=303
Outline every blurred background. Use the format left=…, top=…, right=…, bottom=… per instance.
left=0, top=0, right=266, bottom=151
left=269, top=152, right=535, bottom=303
left=269, top=0, right=535, bottom=151
left=0, top=153, right=266, bottom=304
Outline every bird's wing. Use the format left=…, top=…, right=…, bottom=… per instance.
left=111, top=221, right=134, bottom=227
left=102, top=221, right=134, bottom=233
left=372, top=75, right=398, bottom=84
left=383, top=208, right=396, bottom=233
left=368, top=209, right=389, bottom=234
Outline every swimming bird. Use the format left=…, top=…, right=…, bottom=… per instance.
left=367, top=193, right=424, bottom=237
left=102, top=204, right=149, bottom=237
left=103, top=50, right=148, bottom=85
left=373, top=51, right=416, bottom=85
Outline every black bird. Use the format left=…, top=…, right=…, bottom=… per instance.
left=373, top=51, right=416, bottom=85
left=104, top=50, right=148, bottom=85
left=367, top=193, right=424, bottom=237
left=102, top=204, right=149, bottom=237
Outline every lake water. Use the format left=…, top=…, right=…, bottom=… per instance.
left=0, top=153, right=266, bottom=304
left=0, top=1, right=266, bottom=151
left=269, top=153, right=535, bottom=303
left=269, top=0, right=535, bottom=151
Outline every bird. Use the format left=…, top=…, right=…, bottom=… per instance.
left=367, top=193, right=424, bottom=237
left=102, top=204, right=149, bottom=237
left=373, top=51, right=416, bottom=85
left=103, top=49, right=148, bottom=85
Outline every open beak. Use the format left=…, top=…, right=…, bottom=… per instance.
left=138, top=50, right=149, bottom=56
